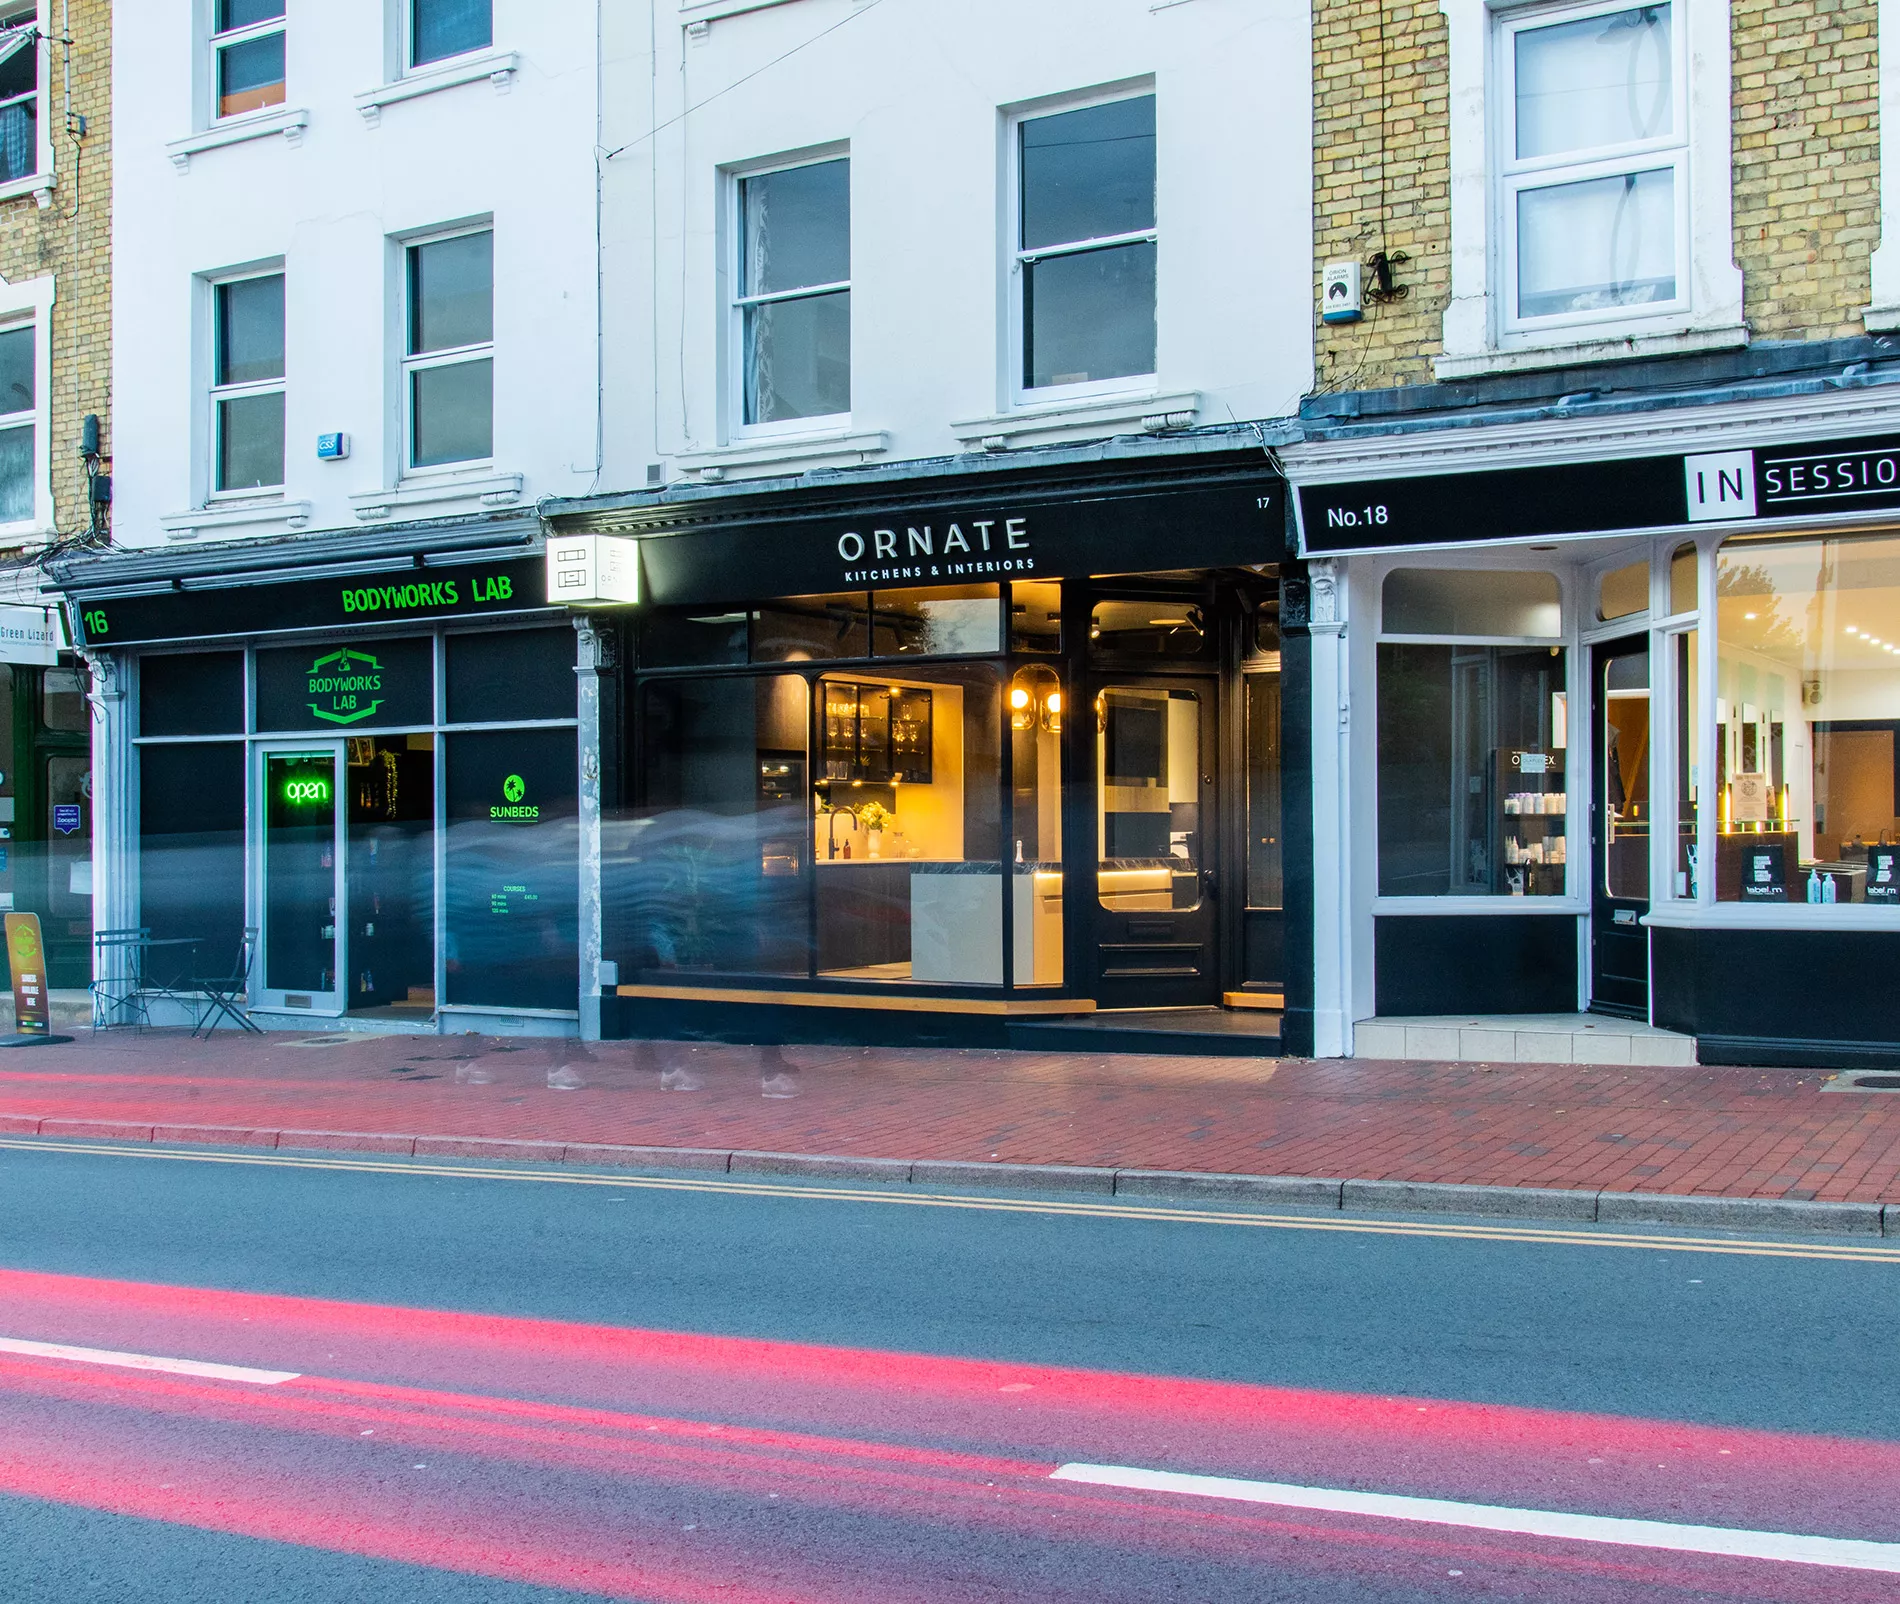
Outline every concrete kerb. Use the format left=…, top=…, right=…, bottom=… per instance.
left=1, top=1117, right=1895, bottom=1235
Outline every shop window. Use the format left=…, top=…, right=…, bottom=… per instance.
left=1015, top=93, right=1156, bottom=396
left=625, top=675, right=811, bottom=979
left=140, top=742, right=245, bottom=966
left=1009, top=581, right=1062, bottom=654
left=815, top=665, right=1002, bottom=984
left=1382, top=569, right=1562, bottom=637
left=1009, top=665, right=1063, bottom=985
left=1500, top=2, right=1684, bottom=332
left=1601, top=651, right=1650, bottom=897
left=212, top=272, right=285, bottom=494
left=735, top=156, right=850, bottom=427
left=1246, top=675, right=1283, bottom=909
left=1598, top=559, right=1648, bottom=622
left=753, top=592, right=870, bottom=663
left=255, top=636, right=432, bottom=732
left=640, top=610, right=750, bottom=670
left=1089, top=597, right=1208, bottom=656
left=406, top=228, right=494, bottom=470
left=213, top=0, right=285, bottom=120
left=1377, top=644, right=1569, bottom=897
left=1669, top=541, right=1698, bottom=615
left=411, top=0, right=489, bottom=68
left=0, top=320, right=29, bottom=523
left=138, top=651, right=243, bottom=737
left=40, top=665, right=84, bottom=731
left=346, top=735, right=435, bottom=1012
left=443, top=726, right=577, bottom=1009
left=445, top=626, right=574, bottom=724
left=872, top=585, right=1000, bottom=657
left=1098, top=687, right=1204, bottom=913
left=1714, top=532, right=1900, bottom=904
left=0, top=6, right=40, bottom=185
left=1672, top=629, right=1698, bottom=897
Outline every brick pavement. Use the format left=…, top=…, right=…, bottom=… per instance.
left=0, top=1030, right=1895, bottom=1203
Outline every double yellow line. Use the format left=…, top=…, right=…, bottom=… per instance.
left=3, top=1135, right=1896, bottom=1265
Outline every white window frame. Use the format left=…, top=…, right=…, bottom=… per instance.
left=405, top=0, right=492, bottom=72
left=1495, top=0, right=1690, bottom=341
left=206, top=265, right=287, bottom=501
left=1005, top=83, right=1159, bottom=411
left=400, top=222, right=495, bottom=478
left=0, top=2, right=53, bottom=203
left=1436, top=0, right=1742, bottom=380
left=725, top=148, right=851, bottom=442
left=0, top=273, right=50, bottom=537
left=208, top=0, right=286, bottom=124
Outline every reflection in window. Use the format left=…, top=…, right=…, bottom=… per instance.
left=1089, top=597, right=1207, bottom=656
left=1246, top=674, right=1283, bottom=909
left=1097, top=687, right=1202, bottom=912
left=1383, top=569, right=1561, bottom=636
left=0, top=6, right=39, bottom=184
left=1673, top=629, right=1698, bottom=897
left=1602, top=650, right=1650, bottom=898
left=873, top=585, right=999, bottom=656
left=1010, top=581, right=1062, bottom=653
left=1670, top=542, right=1698, bottom=615
left=752, top=592, right=870, bottom=663
left=815, top=665, right=1001, bottom=984
left=1377, top=644, right=1568, bottom=897
left=1009, top=665, right=1063, bottom=984
left=737, top=159, right=851, bottom=425
left=1598, top=559, right=1648, bottom=622
left=1715, top=533, right=1900, bottom=904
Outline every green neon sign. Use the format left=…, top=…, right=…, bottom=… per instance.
left=305, top=647, right=386, bottom=726
left=284, top=778, right=331, bottom=805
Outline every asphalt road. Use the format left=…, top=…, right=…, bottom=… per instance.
left=0, top=1136, right=1896, bottom=1602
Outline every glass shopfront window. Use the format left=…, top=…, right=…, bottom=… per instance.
left=1714, top=532, right=1900, bottom=904
left=1377, top=570, right=1568, bottom=899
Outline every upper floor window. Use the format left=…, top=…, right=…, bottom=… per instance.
left=734, top=157, right=850, bottom=429
left=0, top=6, right=38, bottom=184
left=212, top=272, right=285, bottom=493
left=214, top=0, right=286, bottom=120
left=1499, top=3, right=1685, bottom=334
left=0, top=321, right=32, bottom=521
left=1014, top=92, right=1156, bottom=397
left=411, top=0, right=491, bottom=69
left=405, top=228, right=493, bottom=470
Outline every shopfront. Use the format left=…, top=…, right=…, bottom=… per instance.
left=60, top=528, right=585, bottom=1033
left=572, top=453, right=1291, bottom=1046
left=1293, top=413, right=1900, bottom=1067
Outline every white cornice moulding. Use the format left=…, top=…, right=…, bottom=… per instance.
left=950, top=390, right=1200, bottom=450
left=350, top=471, right=524, bottom=522
left=1432, top=324, right=1750, bottom=382
left=675, top=429, right=888, bottom=480
left=355, top=49, right=520, bottom=126
left=159, top=499, right=313, bottom=539
left=680, top=0, right=805, bottom=24
left=166, top=107, right=310, bottom=173
left=1281, top=385, right=1900, bottom=482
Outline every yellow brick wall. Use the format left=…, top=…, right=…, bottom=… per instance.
left=0, top=0, right=109, bottom=554
left=1312, top=1, right=1883, bottom=394
left=1731, top=0, right=1880, bottom=339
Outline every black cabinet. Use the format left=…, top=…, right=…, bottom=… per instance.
left=821, top=681, right=932, bottom=784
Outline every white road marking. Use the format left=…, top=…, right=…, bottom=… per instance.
left=1051, top=1464, right=1900, bottom=1574
left=0, top=1335, right=299, bottom=1386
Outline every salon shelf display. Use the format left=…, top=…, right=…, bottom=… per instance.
left=1495, top=748, right=1567, bottom=896
left=821, top=682, right=933, bottom=785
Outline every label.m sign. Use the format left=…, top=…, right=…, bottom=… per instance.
left=1297, top=428, right=1900, bottom=553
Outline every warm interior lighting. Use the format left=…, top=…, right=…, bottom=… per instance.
left=1009, top=687, right=1030, bottom=710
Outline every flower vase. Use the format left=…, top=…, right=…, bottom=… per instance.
left=867, top=831, right=882, bottom=858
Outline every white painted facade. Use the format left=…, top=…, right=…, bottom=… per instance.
left=599, top=0, right=1314, bottom=487
left=111, top=1, right=602, bottom=550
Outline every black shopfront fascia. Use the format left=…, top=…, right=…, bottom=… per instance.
left=580, top=457, right=1293, bottom=1044
left=1297, top=424, right=1900, bottom=1063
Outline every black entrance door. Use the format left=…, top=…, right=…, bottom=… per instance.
left=1090, top=678, right=1220, bottom=1007
left=1591, top=638, right=1650, bottom=1017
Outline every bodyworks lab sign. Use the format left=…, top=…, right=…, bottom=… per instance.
left=304, top=648, right=386, bottom=726
left=1297, top=427, right=1900, bottom=553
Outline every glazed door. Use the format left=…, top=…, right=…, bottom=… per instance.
left=257, top=743, right=344, bottom=1014
left=1090, top=679, right=1220, bottom=1007
left=1591, top=639, right=1651, bottom=1017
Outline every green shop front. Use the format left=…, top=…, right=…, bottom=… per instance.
left=59, top=523, right=589, bottom=1033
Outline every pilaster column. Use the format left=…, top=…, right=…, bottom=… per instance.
left=1305, top=558, right=1352, bottom=1058
left=82, top=649, right=134, bottom=990
left=574, top=616, right=613, bottom=1040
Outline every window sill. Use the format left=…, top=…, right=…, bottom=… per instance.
left=0, top=171, right=55, bottom=210
left=1644, top=903, right=1900, bottom=932
left=676, top=429, right=888, bottom=481
left=950, top=389, right=1200, bottom=452
left=167, top=107, right=311, bottom=174
left=1371, top=897, right=1585, bottom=916
left=350, top=470, right=524, bottom=522
left=159, top=497, right=312, bottom=539
left=355, top=49, right=520, bottom=126
left=1432, top=325, right=1749, bottom=382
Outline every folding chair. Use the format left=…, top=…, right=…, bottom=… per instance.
left=188, top=927, right=261, bottom=1039
left=90, top=927, right=151, bottom=1031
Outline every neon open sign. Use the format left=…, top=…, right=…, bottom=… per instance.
left=283, top=778, right=331, bottom=805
